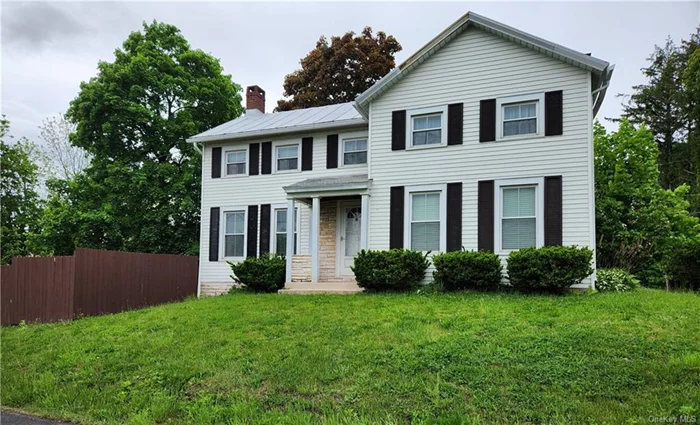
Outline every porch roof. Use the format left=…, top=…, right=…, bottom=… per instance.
left=283, top=174, right=371, bottom=196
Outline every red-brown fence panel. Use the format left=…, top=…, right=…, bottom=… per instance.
left=1, top=249, right=198, bottom=325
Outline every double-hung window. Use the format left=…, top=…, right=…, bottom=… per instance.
left=342, top=138, right=367, bottom=165
left=276, top=144, right=299, bottom=172
left=496, top=93, right=544, bottom=140
left=225, top=150, right=246, bottom=176
left=223, top=211, right=246, bottom=257
left=274, top=208, right=298, bottom=256
left=405, top=185, right=446, bottom=252
left=496, top=177, right=544, bottom=252
left=406, top=106, right=448, bottom=148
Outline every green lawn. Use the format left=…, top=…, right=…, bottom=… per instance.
left=2, top=290, right=699, bottom=424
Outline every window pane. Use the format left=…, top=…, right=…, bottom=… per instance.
left=344, top=151, right=367, bottom=165
left=519, top=187, right=536, bottom=216
left=411, top=222, right=440, bottom=251
left=413, top=131, right=427, bottom=145
left=225, top=234, right=244, bottom=257
left=413, top=116, right=428, bottom=130
left=503, top=187, right=536, bottom=218
left=504, top=105, right=520, bottom=120
left=502, top=218, right=536, bottom=249
left=227, top=163, right=246, bottom=175
left=502, top=188, right=520, bottom=218
left=276, top=234, right=286, bottom=256
left=520, top=103, right=536, bottom=118
left=278, top=158, right=298, bottom=171
left=278, top=146, right=298, bottom=159
left=225, top=212, right=245, bottom=234
left=276, top=210, right=287, bottom=233
left=427, top=115, right=441, bottom=128
left=504, top=118, right=536, bottom=136
left=227, top=151, right=246, bottom=163
left=425, top=129, right=441, bottom=145
left=412, top=193, right=440, bottom=221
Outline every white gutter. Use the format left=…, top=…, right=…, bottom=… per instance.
left=186, top=117, right=367, bottom=144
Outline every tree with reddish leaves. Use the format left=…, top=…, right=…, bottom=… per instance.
left=276, top=27, right=402, bottom=111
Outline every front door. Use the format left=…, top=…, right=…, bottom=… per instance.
left=338, top=201, right=362, bottom=276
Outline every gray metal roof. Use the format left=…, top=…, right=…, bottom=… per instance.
left=283, top=174, right=370, bottom=194
left=188, top=102, right=366, bottom=143
left=354, top=11, right=614, bottom=118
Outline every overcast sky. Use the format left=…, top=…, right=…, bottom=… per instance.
left=2, top=1, right=698, bottom=144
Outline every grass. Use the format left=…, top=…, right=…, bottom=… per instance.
left=2, top=289, right=699, bottom=424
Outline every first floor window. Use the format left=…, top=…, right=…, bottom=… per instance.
left=275, top=208, right=298, bottom=255
left=411, top=113, right=442, bottom=146
left=224, top=211, right=245, bottom=257
left=410, top=192, right=441, bottom=251
left=501, top=186, right=537, bottom=249
left=276, top=145, right=299, bottom=171
left=343, top=138, right=367, bottom=165
left=225, top=150, right=246, bottom=175
left=502, top=102, right=537, bottom=137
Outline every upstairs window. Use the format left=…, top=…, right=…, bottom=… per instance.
left=276, top=144, right=299, bottom=172
left=225, top=150, right=246, bottom=175
left=412, top=114, right=442, bottom=146
left=503, top=102, right=537, bottom=137
left=342, top=138, right=367, bottom=165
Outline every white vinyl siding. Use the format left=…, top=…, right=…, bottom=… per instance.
left=225, top=150, right=246, bottom=176
left=368, top=27, right=594, bottom=287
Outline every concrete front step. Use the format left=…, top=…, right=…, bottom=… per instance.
left=279, top=282, right=364, bottom=294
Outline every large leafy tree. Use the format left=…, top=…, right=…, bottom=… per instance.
left=594, top=120, right=699, bottom=287
left=276, top=27, right=401, bottom=111
left=34, top=21, right=243, bottom=256
left=0, top=118, right=43, bottom=264
left=620, top=29, right=700, bottom=215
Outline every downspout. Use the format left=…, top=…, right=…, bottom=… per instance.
left=192, top=141, right=202, bottom=154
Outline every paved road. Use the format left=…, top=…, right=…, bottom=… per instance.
left=1, top=411, right=72, bottom=425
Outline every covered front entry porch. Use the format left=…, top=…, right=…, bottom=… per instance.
left=280, top=175, right=370, bottom=293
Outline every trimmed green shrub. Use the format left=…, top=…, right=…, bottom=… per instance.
left=595, top=268, right=639, bottom=292
left=229, top=254, right=286, bottom=293
left=352, top=249, right=429, bottom=291
left=667, top=239, right=700, bottom=291
left=432, top=250, right=503, bottom=291
left=507, top=246, right=593, bottom=292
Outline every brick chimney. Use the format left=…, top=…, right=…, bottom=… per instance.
left=246, top=85, right=265, bottom=113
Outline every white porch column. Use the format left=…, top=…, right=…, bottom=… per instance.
left=360, top=194, right=369, bottom=250
left=285, top=199, right=295, bottom=283
left=310, top=196, right=321, bottom=282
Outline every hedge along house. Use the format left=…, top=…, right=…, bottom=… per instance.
left=188, top=12, right=614, bottom=295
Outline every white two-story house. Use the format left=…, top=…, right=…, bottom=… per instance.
left=188, top=12, right=614, bottom=296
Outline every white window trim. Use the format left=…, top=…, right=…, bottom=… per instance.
left=223, top=146, right=248, bottom=178
left=494, top=177, right=545, bottom=254
left=271, top=204, right=301, bottom=256
left=220, top=206, right=248, bottom=260
left=272, top=140, right=301, bottom=174
left=405, top=105, right=448, bottom=150
left=403, top=184, right=447, bottom=253
left=496, top=93, right=545, bottom=141
left=339, top=131, right=369, bottom=168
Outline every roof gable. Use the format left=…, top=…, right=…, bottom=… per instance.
left=354, top=12, right=613, bottom=118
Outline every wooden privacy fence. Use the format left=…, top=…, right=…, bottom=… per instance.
left=1, top=248, right=198, bottom=326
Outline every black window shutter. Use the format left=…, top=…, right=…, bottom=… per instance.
left=259, top=204, right=271, bottom=255
left=389, top=186, right=405, bottom=249
left=261, top=142, right=272, bottom=174
left=391, top=110, right=406, bottom=151
left=249, top=143, right=260, bottom=175
left=247, top=205, right=258, bottom=258
left=446, top=183, right=463, bottom=251
left=478, top=181, right=495, bottom=252
left=544, top=176, right=563, bottom=246
left=209, top=207, right=220, bottom=261
left=302, top=137, right=313, bottom=171
left=211, top=147, right=222, bottom=178
left=447, top=103, right=464, bottom=146
left=479, top=99, right=496, bottom=143
left=326, top=134, right=339, bottom=169
left=545, top=90, right=563, bottom=136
